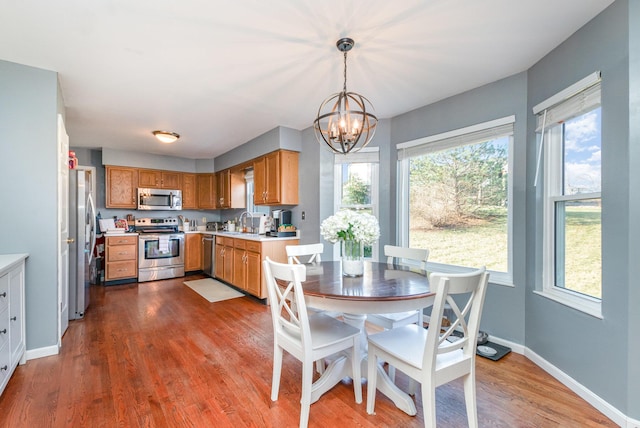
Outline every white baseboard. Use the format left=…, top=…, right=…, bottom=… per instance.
left=488, top=333, right=637, bottom=428
left=25, top=345, right=59, bottom=361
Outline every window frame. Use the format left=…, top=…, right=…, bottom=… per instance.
left=397, top=117, right=515, bottom=285
left=333, top=149, right=380, bottom=261
left=538, top=117, right=603, bottom=319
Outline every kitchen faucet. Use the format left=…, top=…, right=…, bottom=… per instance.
left=239, top=211, right=253, bottom=233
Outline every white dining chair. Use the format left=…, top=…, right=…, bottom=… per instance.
left=286, top=243, right=323, bottom=265
left=263, top=257, right=362, bottom=428
left=367, top=245, right=429, bottom=383
left=366, top=267, right=489, bottom=428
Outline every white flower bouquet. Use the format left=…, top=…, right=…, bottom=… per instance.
left=320, top=210, right=380, bottom=245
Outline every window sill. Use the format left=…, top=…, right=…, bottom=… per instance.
left=425, top=262, right=514, bottom=287
left=533, top=289, right=602, bottom=319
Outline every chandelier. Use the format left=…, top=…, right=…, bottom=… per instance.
left=313, top=38, right=378, bottom=154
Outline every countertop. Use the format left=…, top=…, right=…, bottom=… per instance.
left=0, top=253, right=29, bottom=275
left=185, top=230, right=300, bottom=242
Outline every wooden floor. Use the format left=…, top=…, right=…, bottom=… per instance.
left=0, top=275, right=616, bottom=427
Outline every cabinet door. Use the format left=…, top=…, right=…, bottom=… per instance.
left=8, top=267, right=24, bottom=366
left=197, top=173, right=216, bottom=209
left=106, top=166, right=138, bottom=208
left=216, top=170, right=230, bottom=209
left=138, top=169, right=161, bottom=188
left=182, top=173, right=197, bottom=209
left=233, top=248, right=246, bottom=290
left=245, top=250, right=262, bottom=297
left=161, top=172, right=181, bottom=189
left=253, top=156, right=266, bottom=205
left=185, top=233, right=202, bottom=272
left=215, top=243, right=225, bottom=278
left=264, top=151, right=281, bottom=204
left=223, top=243, right=234, bottom=282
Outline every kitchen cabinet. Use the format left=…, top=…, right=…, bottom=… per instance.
left=253, top=150, right=298, bottom=206
left=138, top=169, right=181, bottom=189
left=185, top=233, right=203, bottom=272
left=216, top=169, right=246, bottom=209
left=105, top=235, right=138, bottom=282
left=215, top=235, right=297, bottom=299
left=181, top=173, right=198, bottom=209
left=106, top=166, right=138, bottom=208
left=215, top=236, right=234, bottom=282
left=197, top=173, right=216, bottom=209
left=0, top=254, right=26, bottom=398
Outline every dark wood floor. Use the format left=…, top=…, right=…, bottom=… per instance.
left=0, top=275, right=616, bottom=427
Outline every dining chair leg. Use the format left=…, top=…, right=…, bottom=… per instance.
left=351, top=339, right=362, bottom=403
left=421, top=382, right=437, bottom=428
left=366, top=352, right=378, bottom=414
left=271, top=346, right=283, bottom=401
left=463, top=372, right=478, bottom=428
left=300, top=359, right=313, bottom=428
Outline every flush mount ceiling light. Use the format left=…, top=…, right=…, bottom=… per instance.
left=313, top=37, right=378, bottom=154
left=152, top=130, right=180, bottom=144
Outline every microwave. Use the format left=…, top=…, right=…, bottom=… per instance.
left=137, top=188, right=182, bottom=211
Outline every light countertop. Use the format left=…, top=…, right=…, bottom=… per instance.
left=0, top=253, right=29, bottom=275
left=185, top=230, right=299, bottom=242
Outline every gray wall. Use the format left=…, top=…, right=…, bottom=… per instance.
left=527, top=0, right=631, bottom=415
left=0, top=60, right=60, bottom=351
left=627, top=0, right=640, bottom=418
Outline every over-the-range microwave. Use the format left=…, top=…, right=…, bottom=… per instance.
left=137, top=188, right=182, bottom=211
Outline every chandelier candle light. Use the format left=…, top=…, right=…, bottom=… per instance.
left=313, top=38, right=378, bottom=154
left=321, top=210, right=380, bottom=277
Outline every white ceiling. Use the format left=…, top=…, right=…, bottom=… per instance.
left=1, top=0, right=613, bottom=159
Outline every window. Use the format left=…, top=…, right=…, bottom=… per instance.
left=397, top=117, right=514, bottom=284
left=334, top=148, right=379, bottom=260
left=537, top=76, right=602, bottom=316
left=244, top=169, right=269, bottom=215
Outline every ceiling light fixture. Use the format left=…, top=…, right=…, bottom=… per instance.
left=152, top=130, right=180, bottom=144
left=313, top=37, right=378, bottom=154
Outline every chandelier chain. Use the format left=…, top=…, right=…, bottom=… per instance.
left=343, top=51, right=348, bottom=93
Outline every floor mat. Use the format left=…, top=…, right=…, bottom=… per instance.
left=183, top=278, right=244, bottom=303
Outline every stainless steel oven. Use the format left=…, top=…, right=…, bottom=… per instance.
left=135, top=218, right=185, bottom=282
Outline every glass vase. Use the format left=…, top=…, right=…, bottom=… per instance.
left=341, top=239, right=364, bottom=277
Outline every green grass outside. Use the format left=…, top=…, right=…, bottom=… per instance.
left=409, top=206, right=601, bottom=298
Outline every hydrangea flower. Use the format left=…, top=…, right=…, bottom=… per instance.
left=320, top=210, right=380, bottom=245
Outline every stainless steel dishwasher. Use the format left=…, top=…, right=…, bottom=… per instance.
left=202, top=235, right=215, bottom=277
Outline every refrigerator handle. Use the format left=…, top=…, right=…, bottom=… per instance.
left=87, top=192, right=97, bottom=265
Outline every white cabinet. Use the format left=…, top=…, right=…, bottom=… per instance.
left=0, top=254, right=27, bottom=397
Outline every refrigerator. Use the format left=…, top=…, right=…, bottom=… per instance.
left=69, top=168, right=96, bottom=320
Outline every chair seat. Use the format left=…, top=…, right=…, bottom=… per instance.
left=308, top=313, right=360, bottom=349
left=368, top=324, right=465, bottom=372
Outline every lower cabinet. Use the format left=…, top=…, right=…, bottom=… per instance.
left=215, top=236, right=298, bottom=299
left=0, top=254, right=26, bottom=397
left=105, top=235, right=138, bottom=282
left=185, top=233, right=202, bottom=272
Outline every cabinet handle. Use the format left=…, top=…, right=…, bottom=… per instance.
left=0, top=329, right=6, bottom=334
left=0, top=292, right=5, bottom=298
left=10, top=316, right=16, bottom=322
left=0, top=365, right=7, bottom=371
left=118, top=252, right=128, bottom=255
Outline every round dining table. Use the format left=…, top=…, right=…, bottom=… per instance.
left=300, top=260, right=434, bottom=416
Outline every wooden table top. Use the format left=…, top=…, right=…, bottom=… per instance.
left=301, top=261, right=432, bottom=302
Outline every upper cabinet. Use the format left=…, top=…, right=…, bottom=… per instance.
left=216, top=168, right=246, bottom=209
left=138, top=169, right=181, bottom=189
left=106, top=166, right=138, bottom=208
left=182, top=173, right=198, bottom=209
left=197, top=173, right=216, bottom=209
left=254, top=150, right=298, bottom=206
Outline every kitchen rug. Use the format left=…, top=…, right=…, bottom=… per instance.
left=184, top=278, right=244, bottom=303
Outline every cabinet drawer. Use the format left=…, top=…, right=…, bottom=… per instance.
left=0, top=307, right=8, bottom=350
left=0, top=340, right=10, bottom=387
left=107, top=245, right=137, bottom=261
left=233, top=239, right=246, bottom=249
left=245, top=241, right=261, bottom=253
left=106, top=261, right=137, bottom=280
left=216, top=236, right=233, bottom=246
left=107, top=235, right=138, bottom=246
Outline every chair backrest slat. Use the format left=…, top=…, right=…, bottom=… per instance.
left=286, top=243, right=323, bottom=265
left=384, top=245, right=429, bottom=270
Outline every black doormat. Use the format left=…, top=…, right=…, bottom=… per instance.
left=476, top=341, right=511, bottom=361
